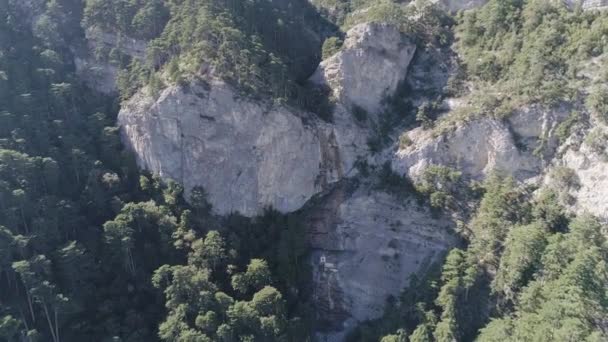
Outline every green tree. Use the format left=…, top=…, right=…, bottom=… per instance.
left=321, top=36, right=343, bottom=60
left=231, top=259, right=272, bottom=295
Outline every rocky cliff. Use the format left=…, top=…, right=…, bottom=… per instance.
left=115, top=21, right=457, bottom=338
left=306, top=181, right=456, bottom=339
left=311, top=23, right=415, bottom=115
left=394, top=104, right=571, bottom=182
left=118, top=79, right=366, bottom=216
left=118, top=22, right=415, bottom=217
left=546, top=118, right=608, bottom=220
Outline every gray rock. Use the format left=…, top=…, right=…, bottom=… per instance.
left=306, top=182, right=456, bottom=339
left=393, top=105, right=570, bottom=182
left=119, top=22, right=417, bottom=216
left=311, top=22, right=416, bottom=116
left=118, top=80, right=369, bottom=216
left=546, top=121, right=608, bottom=220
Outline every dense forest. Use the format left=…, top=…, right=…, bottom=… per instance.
left=0, top=0, right=313, bottom=341
left=0, top=0, right=607, bottom=342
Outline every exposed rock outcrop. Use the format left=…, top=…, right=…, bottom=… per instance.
left=311, top=23, right=416, bottom=116
left=544, top=121, right=608, bottom=220
left=119, top=22, right=417, bottom=216
left=118, top=80, right=369, bottom=216
left=306, top=182, right=456, bottom=340
left=393, top=105, right=570, bottom=182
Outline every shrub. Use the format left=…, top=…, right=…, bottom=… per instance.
left=351, top=104, right=368, bottom=122
left=321, top=36, right=343, bottom=60
left=584, top=128, right=608, bottom=156
left=415, top=165, right=462, bottom=209
left=416, top=100, right=441, bottom=129
left=551, top=166, right=580, bottom=190
left=399, top=133, right=413, bottom=150
left=555, top=111, right=580, bottom=144
left=586, top=85, right=608, bottom=123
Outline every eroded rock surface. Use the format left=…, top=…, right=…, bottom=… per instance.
left=119, top=80, right=371, bottom=216
left=544, top=121, right=608, bottom=220
left=311, top=22, right=416, bottom=116
left=306, top=182, right=456, bottom=340
left=393, top=105, right=570, bottom=182
left=119, top=22, right=417, bottom=216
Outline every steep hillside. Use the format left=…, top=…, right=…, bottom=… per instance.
left=2, top=1, right=608, bottom=342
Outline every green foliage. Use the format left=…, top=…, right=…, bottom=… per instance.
left=322, top=36, right=343, bottom=60
left=153, top=228, right=295, bottom=341
left=584, top=128, right=608, bottom=156
left=416, top=100, right=442, bottom=129
left=551, top=166, right=580, bottom=191
left=0, top=1, right=313, bottom=341
left=478, top=215, right=608, bottom=341
left=467, top=175, right=531, bottom=267
left=380, top=328, right=408, bottom=342
left=129, top=0, right=333, bottom=113
left=231, top=259, right=272, bottom=295
left=586, top=84, right=608, bottom=123
left=344, top=0, right=454, bottom=47
left=555, top=111, right=580, bottom=144
left=398, top=133, right=413, bottom=150
left=83, top=0, right=169, bottom=40
left=415, top=165, right=463, bottom=209
left=366, top=170, right=608, bottom=342
left=457, top=0, right=608, bottom=113
left=491, top=223, right=547, bottom=302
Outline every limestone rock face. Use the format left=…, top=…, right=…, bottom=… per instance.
left=75, top=27, right=147, bottom=94
left=561, top=148, right=608, bottom=219
left=548, top=122, right=608, bottom=220
left=393, top=105, right=570, bottom=182
left=311, top=23, right=416, bottom=115
left=118, top=80, right=369, bottom=216
left=306, top=182, right=455, bottom=340
left=119, top=22, right=418, bottom=216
